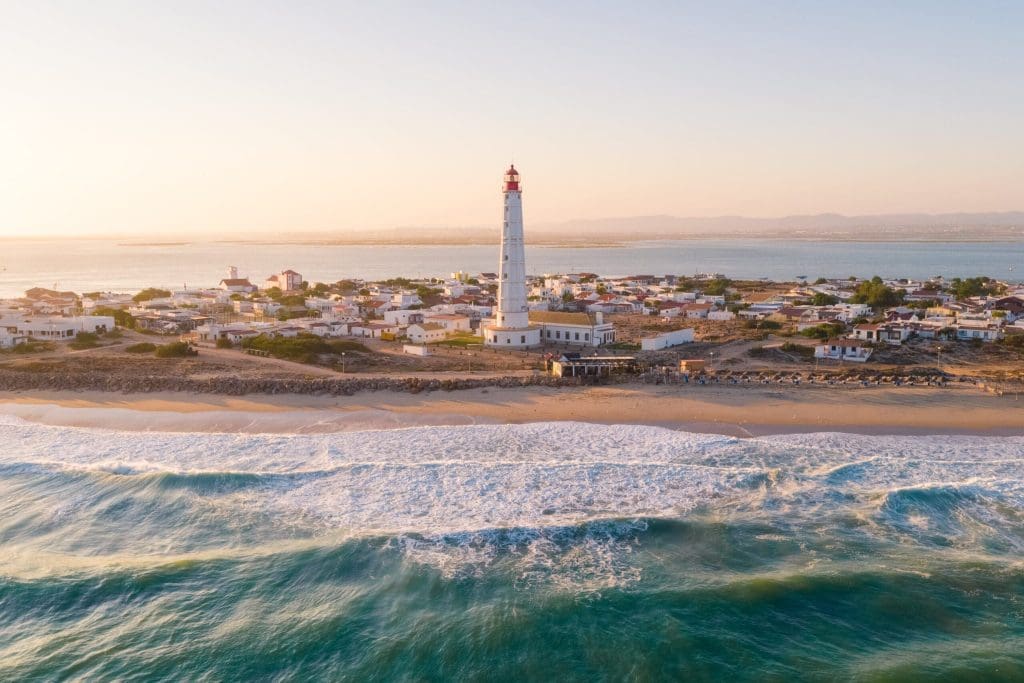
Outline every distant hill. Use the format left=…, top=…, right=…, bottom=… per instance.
left=225, top=211, right=1024, bottom=245
left=532, top=212, right=1024, bottom=240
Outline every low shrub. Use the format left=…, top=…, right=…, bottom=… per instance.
left=154, top=341, right=197, bottom=358
left=69, top=332, right=101, bottom=350
left=125, top=342, right=157, bottom=353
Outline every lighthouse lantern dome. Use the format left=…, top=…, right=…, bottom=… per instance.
left=503, top=165, right=520, bottom=192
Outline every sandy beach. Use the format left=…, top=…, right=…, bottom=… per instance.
left=2, top=383, right=1022, bottom=436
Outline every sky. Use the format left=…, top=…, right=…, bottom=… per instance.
left=1, top=1, right=1022, bottom=237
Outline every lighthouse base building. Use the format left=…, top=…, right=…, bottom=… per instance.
left=484, top=164, right=541, bottom=348
left=484, top=324, right=541, bottom=347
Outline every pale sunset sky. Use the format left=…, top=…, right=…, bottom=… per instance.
left=1, top=1, right=1021, bottom=237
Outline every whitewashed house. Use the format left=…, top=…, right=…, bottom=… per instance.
left=815, top=338, right=873, bottom=362
left=384, top=310, right=425, bottom=326
left=0, top=329, right=28, bottom=349
left=262, top=270, right=303, bottom=292
left=350, top=322, right=400, bottom=339
left=955, top=324, right=1002, bottom=342
left=640, top=328, right=694, bottom=351
left=219, top=278, right=257, bottom=294
left=528, top=311, right=616, bottom=347
left=422, top=313, right=471, bottom=333
left=407, top=322, right=448, bottom=344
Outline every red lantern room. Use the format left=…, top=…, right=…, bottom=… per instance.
left=503, top=165, right=520, bottom=192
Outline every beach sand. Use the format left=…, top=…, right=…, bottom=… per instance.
left=2, top=384, right=1022, bottom=436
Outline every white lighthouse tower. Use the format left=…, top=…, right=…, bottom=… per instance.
left=484, top=165, right=541, bottom=348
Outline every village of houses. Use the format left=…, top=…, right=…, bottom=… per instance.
left=2, top=266, right=1024, bottom=384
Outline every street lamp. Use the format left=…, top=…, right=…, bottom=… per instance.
left=341, top=351, right=346, bottom=373
left=936, top=345, right=942, bottom=372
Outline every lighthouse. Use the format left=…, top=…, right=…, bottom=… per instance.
left=484, top=165, right=541, bottom=347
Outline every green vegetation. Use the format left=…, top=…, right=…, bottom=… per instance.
left=1000, top=334, right=1024, bottom=352
left=241, top=334, right=369, bottom=364
left=606, top=341, right=641, bottom=351
left=335, top=280, right=359, bottom=294
left=799, top=323, right=844, bottom=340
left=850, top=276, right=905, bottom=308
left=745, top=319, right=781, bottom=331
left=440, top=335, right=484, bottom=348
left=92, top=306, right=135, bottom=329
left=69, top=332, right=101, bottom=350
left=674, top=276, right=697, bottom=291
left=215, top=337, right=234, bottom=349
left=781, top=342, right=815, bottom=358
left=701, top=277, right=732, bottom=296
left=813, top=277, right=828, bottom=285
left=1, top=341, right=54, bottom=355
left=809, top=292, right=839, bottom=306
left=948, top=276, right=1004, bottom=300
left=132, top=288, right=172, bottom=303
left=125, top=342, right=158, bottom=353
left=154, top=341, right=198, bottom=358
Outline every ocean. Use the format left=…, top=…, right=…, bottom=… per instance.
left=2, top=416, right=1023, bottom=680
left=1, top=238, right=1021, bottom=297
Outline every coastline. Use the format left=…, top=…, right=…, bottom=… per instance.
left=3, top=384, right=1022, bottom=437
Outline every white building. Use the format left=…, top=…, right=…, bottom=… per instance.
left=263, top=269, right=303, bottom=292
left=220, top=278, right=257, bottom=293
left=423, top=313, right=471, bottom=333
left=529, top=311, right=616, bottom=347
left=815, top=338, right=873, bottom=362
left=0, top=329, right=28, bottom=349
left=384, top=310, right=425, bottom=326
left=4, top=315, right=115, bottom=339
left=640, top=328, right=694, bottom=351
left=350, top=322, right=400, bottom=339
left=484, top=165, right=541, bottom=348
left=407, top=322, right=448, bottom=344
left=955, top=324, right=1002, bottom=342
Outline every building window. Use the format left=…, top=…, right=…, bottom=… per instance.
left=555, top=331, right=560, bottom=339
left=506, top=338, right=510, bottom=344
left=585, top=333, right=589, bottom=341
left=521, top=335, right=526, bottom=344
left=574, top=332, right=579, bottom=340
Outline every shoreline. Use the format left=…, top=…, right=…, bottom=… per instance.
left=3, top=384, right=1022, bottom=437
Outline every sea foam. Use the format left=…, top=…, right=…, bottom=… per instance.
left=4, top=418, right=1024, bottom=584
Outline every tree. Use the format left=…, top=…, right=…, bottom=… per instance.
left=948, top=276, right=1003, bottom=300
left=810, top=292, right=839, bottom=306
left=92, top=306, right=135, bottom=329
left=849, top=277, right=904, bottom=308
left=132, top=288, right=171, bottom=303
left=702, top=277, right=732, bottom=296
left=69, top=332, right=101, bottom=350
left=800, top=323, right=844, bottom=340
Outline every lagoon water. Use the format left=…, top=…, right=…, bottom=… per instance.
left=2, top=416, right=1023, bottom=680
left=1, top=239, right=1022, bottom=296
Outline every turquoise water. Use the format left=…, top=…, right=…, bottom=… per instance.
left=1, top=238, right=1022, bottom=297
left=2, top=419, right=1023, bottom=680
